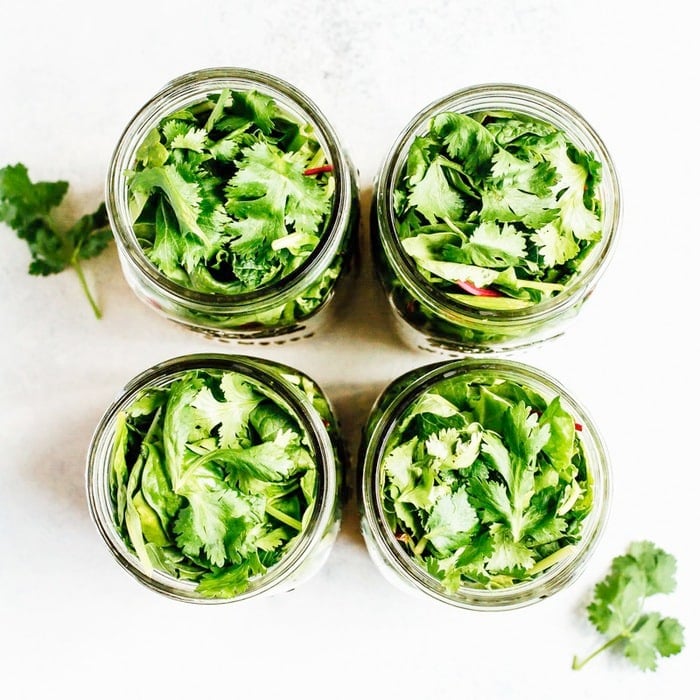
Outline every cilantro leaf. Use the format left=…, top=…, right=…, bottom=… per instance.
left=0, top=163, right=67, bottom=228
left=463, top=222, right=527, bottom=267
left=486, top=524, right=536, bottom=574
left=544, top=138, right=602, bottom=240
left=625, top=540, right=678, bottom=595
left=430, top=112, right=495, bottom=171
left=407, top=159, right=464, bottom=224
left=531, top=222, right=579, bottom=267
left=191, top=372, right=262, bottom=448
left=196, top=554, right=266, bottom=599
left=421, top=489, right=478, bottom=555
left=208, top=442, right=298, bottom=483
left=481, top=149, right=559, bottom=227
left=174, top=488, right=263, bottom=567
left=69, top=202, right=112, bottom=260
left=573, top=541, right=685, bottom=671
left=171, top=127, right=208, bottom=152
left=0, top=163, right=111, bottom=317
left=404, top=134, right=442, bottom=186
left=225, top=140, right=331, bottom=250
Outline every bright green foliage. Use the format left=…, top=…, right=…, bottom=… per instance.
left=393, top=111, right=603, bottom=307
left=0, top=163, right=111, bottom=317
left=380, top=374, right=592, bottom=591
left=573, top=541, right=685, bottom=671
left=127, top=88, right=334, bottom=295
left=109, top=369, right=322, bottom=599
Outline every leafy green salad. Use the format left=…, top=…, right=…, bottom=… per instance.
left=109, top=367, right=329, bottom=598
left=127, top=88, right=335, bottom=296
left=380, top=373, right=592, bottom=590
left=393, top=110, right=603, bottom=309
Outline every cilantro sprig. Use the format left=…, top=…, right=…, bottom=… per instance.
left=127, top=88, right=335, bottom=296
left=573, top=541, right=685, bottom=671
left=109, top=367, right=332, bottom=599
left=0, top=163, right=111, bottom=317
left=380, top=373, right=593, bottom=591
left=393, top=110, right=603, bottom=308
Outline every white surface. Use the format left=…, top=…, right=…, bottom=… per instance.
left=0, top=1, right=697, bottom=697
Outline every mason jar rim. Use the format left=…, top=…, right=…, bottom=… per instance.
left=106, top=66, right=353, bottom=314
left=361, top=357, right=611, bottom=611
left=86, top=352, right=338, bottom=604
left=374, top=82, right=622, bottom=327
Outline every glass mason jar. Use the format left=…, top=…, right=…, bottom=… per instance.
left=358, top=358, right=610, bottom=610
left=86, top=353, right=344, bottom=603
left=372, top=83, right=621, bottom=354
left=106, top=67, right=359, bottom=342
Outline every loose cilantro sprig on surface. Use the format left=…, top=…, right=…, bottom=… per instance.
left=393, top=110, right=603, bottom=309
left=573, top=541, right=685, bottom=671
left=380, top=373, right=593, bottom=591
left=0, top=163, right=111, bottom=317
left=109, top=367, right=329, bottom=599
left=127, top=88, right=335, bottom=296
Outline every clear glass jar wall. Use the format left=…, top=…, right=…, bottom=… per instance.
left=372, top=83, right=621, bottom=355
left=358, top=358, right=611, bottom=611
left=107, top=67, right=359, bottom=342
left=86, top=353, right=344, bottom=603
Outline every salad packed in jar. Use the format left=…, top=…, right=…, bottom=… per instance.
left=87, top=354, right=344, bottom=602
left=107, top=67, right=358, bottom=341
left=359, top=358, right=610, bottom=610
left=372, top=83, right=621, bottom=354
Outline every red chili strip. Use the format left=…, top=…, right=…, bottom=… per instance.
left=455, top=279, right=503, bottom=297
left=303, top=164, right=334, bottom=176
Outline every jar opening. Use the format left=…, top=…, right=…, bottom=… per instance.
left=87, top=353, right=338, bottom=603
left=376, top=83, right=621, bottom=326
left=107, top=67, right=353, bottom=313
left=361, top=358, right=611, bottom=610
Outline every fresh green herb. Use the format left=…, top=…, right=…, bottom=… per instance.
left=127, top=88, right=335, bottom=297
left=109, top=367, right=336, bottom=599
left=393, top=110, right=603, bottom=309
left=0, top=163, right=111, bottom=317
left=380, top=373, right=592, bottom=591
left=572, top=541, right=685, bottom=671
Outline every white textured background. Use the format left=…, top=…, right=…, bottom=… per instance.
left=0, top=1, right=697, bottom=698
